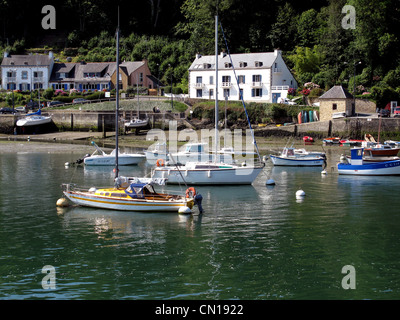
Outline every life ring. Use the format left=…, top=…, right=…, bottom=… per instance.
left=156, top=158, right=165, bottom=167
left=185, top=187, right=196, bottom=198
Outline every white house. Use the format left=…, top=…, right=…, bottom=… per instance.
left=1, top=52, right=54, bottom=90
left=188, top=49, right=297, bottom=103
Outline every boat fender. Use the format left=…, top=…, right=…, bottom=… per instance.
left=185, top=187, right=196, bottom=198
left=178, top=206, right=192, bottom=214
left=56, top=198, right=69, bottom=207
left=296, top=190, right=306, bottom=199
left=194, top=194, right=204, bottom=214
left=156, top=158, right=165, bottom=167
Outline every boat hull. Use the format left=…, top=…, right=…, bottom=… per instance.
left=63, top=190, right=192, bottom=212
left=84, top=155, right=145, bottom=166
left=16, top=116, right=52, bottom=126
left=337, top=160, right=400, bottom=175
left=270, top=155, right=325, bottom=166
left=152, top=165, right=263, bottom=185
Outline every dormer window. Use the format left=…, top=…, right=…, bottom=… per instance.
left=224, top=62, right=232, bottom=68
left=239, top=62, right=247, bottom=68
left=203, top=63, right=211, bottom=69
left=255, top=61, right=263, bottom=67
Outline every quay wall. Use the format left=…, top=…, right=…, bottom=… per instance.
left=256, top=118, right=400, bottom=139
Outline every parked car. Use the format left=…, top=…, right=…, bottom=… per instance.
left=47, top=100, right=63, bottom=107
left=379, top=109, right=390, bottom=117
left=393, top=107, right=400, bottom=118
left=73, top=98, right=88, bottom=104
left=0, top=107, right=18, bottom=114
left=278, top=97, right=296, bottom=105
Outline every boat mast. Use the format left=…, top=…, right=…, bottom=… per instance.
left=214, top=15, right=219, bottom=162
left=115, top=8, right=120, bottom=178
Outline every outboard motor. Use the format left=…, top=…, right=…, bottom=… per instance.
left=194, top=194, right=204, bottom=214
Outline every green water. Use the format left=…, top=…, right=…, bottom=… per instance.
left=1, top=150, right=400, bottom=300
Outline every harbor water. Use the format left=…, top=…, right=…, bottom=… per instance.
left=1, top=146, right=400, bottom=300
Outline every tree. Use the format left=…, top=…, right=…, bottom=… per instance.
left=269, top=3, right=298, bottom=51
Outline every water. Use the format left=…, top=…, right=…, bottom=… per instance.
left=1, top=148, right=400, bottom=300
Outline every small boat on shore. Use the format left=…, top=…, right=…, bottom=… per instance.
left=16, top=109, right=51, bottom=127
left=270, top=147, right=326, bottom=167
left=323, top=137, right=341, bottom=145
left=124, top=117, right=149, bottom=129
left=338, top=147, right=400, bottom=175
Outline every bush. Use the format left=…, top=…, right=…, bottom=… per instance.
left=43, top=88, right=54, bottom=100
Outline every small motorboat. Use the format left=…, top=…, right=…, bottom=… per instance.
left=83, top=141, right=145, bottom=166
left=338, top=147, right=400, bottom=175
left=303, top=136, right=314, bottom=144
left=323, top=137, right=341, bottom=145
left=124, top=117, right=149, bottom=129
left=269, top=147, right=326, bottom=166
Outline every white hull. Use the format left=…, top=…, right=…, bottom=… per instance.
left=270, top=155, right=325, bottom=166
left=63, top=190, right=189, bottom=211
left=16, top=116, right=52, bottom=126
left=152, top=164, right=264, bottom=185
left=84, top=154, right=145, bottom=166
left=124, top=118, right=149, bottom=128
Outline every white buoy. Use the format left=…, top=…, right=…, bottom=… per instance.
left=56, top=198, right=69, bottom=207
left=296, top=190, right=306, bottom=199
left=321, top=170, right=327, bottom=175
left=262, top=155, right=268, bottom=162
left=178, top=206, right=192, bottom=214
left=266, top=179, right=275, bottom=185
left=65, top=162, right=70, bottom=167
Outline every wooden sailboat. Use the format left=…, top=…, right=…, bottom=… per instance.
left=61, top=11, right=195, bottom=212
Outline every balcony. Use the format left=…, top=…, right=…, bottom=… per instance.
left=6, top=77, right=17, bottom=82
left=193, top=82, right=205, bottom=88
left=271, top=85, right=290, bottom=90
left=221, top=82, right=232, bottom=88
left=33, top=77, right=44, bottom=82
left=273, top=68, right=282, bottom=73
left=251, top=81, right=263, bottom=88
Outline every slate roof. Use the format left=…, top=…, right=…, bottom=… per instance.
left=319, top=85, right=354, bottom=99
left=189, top=52, right=278, bottom=71
left=1, top=54, right=52, bottom=66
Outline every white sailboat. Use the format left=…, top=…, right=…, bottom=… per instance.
left=151, top=16, right=264, bottom=185
left=61, top=12, right=196, bottom=213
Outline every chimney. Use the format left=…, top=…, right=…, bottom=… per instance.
left=274, top=49, right=282, bottom=57
left=3, top=51, right=9, bottom=58
left=220, top=51, right=227, bottom=58
left=195, top=53, right=202, bottom=59
left=49, top=51, right=54, bottom=59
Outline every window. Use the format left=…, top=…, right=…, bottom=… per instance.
left=33, top=83, right=43, bottom=89
left=7, top=71, right=16, bottom=78
left=252, top=75, right=262, bottom=82
left=196, top=76, right=202, bottom=84
left=34, top=71, right=43, bottom=78
left=22, top=71, right=28, bottom=80
left=239, top=62, right=247, bottom=68
left=209, top=89, right=214, bottom=99
left=209, top=76, right=214, bottom=85
left=332, top=103, right=337, bottom=110
left=196, top=89, right=202, bottom=98
left=224, top=62, right=232, bottom=68
left=252, top=88, right=262, bottom=97
left=222, top=75, right=231, bottom=83
left=223, top=88, right=230, bottom=98
left=238, top=75, right=245, bottom=84
left=139, top=72, right=143, bottom=83
left=239, top=89, right=243, bottom=99
left=203, top=63, right=211, bottom=69
left=83, top=84, right=97, bottom=90
left=255, top=61, right=263, bottom=67
left=54, top=83, right=63, bottom=90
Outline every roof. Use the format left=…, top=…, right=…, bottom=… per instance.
left=319, top=85, right=354, bottom=99
left=1, top=54, right=52, bottom=67
left=189, top=52, right=279, bottom=71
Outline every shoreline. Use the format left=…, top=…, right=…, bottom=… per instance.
left=0, top=130, right=331, bottom=154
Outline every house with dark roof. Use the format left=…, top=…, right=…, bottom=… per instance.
left=49, top=59, right=155, bottom=92
left=1, top=51, right=54, bottom=90
left=318, top=85, right=354, bottom=121
left=188, top=49, right=297, bottom=103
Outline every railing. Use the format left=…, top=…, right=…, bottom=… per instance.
left=271, top=86, right=290, bottom=90
left=6, top=77, right=16, bottom=82
left=251, top=81, right=263, bottom=87
left=221, top=82, right=232, bottom=87
left=193, top=83, right=205, bottom=88
left=273, top=68, right=282, bottom=73
left=33, top=77, right=44, bottom=82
